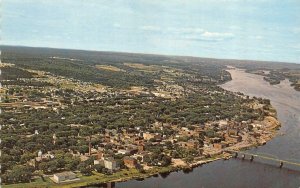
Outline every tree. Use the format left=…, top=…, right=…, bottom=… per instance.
left=6, top=165, right=34, bottom=183
left=85, top=156, right=96, bottom=166
left=47, top=160, right=59, bottom=173
left=94, top=164, right=103, bottom=173
left=77, top=162, right=92, bottom=176
left=65, top=157, right=80, bottom=171
left=78, top=145, right=89, bottom=155
left=161, top=155, right=171, bottom=166
left=39, top=162, right=49, bottom=173
left=20, top=153, right=35, bottom=164
left=165, top=141, right=173, bottom=150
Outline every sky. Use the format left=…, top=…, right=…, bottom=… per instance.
left=2, top=0, right=300, bottom=63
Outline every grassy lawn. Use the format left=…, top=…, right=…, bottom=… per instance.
left=3, top=166, right=175, bottom=188
left=95, top=65, right=125, bottom=72
left=123, top=63, right=161, bottom=73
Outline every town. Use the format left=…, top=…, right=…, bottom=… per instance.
left=0, top=48, right=280, bottom=187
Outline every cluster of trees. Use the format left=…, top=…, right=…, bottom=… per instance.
left=1, top=46, right=233, bottom=89
left=1, top=165, right=35, bottom=184
left=0, top=46, right=275, bottom=185
left=2, top=53, right=158, bottom=88
left=38, top=152, right=81, bottom=173
left=0, top=84, right=263, bottom=181
left=2, top=80, right=54, bottom=87
left=0, top=66, right=36, bottom=80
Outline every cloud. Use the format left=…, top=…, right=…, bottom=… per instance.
left=201, top=31, right=233, bottom=38
left=167, top=27, right=204, bottom=34
left=185, top=31, right=234, bottom=41
left=139, top=26, right=205, bottom=34
left=138, top=25, right=234, bottom=42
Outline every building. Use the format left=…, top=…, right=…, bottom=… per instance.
left=35, top=151, right=55, bottom=162
left=227, top=129, right=239, bottom=136
left=124, top=156, right=138, bottom=168
left=94, top=159, right=104, bottom=166
left=94, top=157, right=119, bottom=171
left=104, top=157, right=119, bottom=170
left=53, top=171, right=76, bottom=183
left=117, top=149, right=130, bottom=155
left=143, top=132, right=161, bottom=141
left=213, top=142, right=228, bottom=150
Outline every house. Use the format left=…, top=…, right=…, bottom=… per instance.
left=90, top=151, right=104, bottom=160
left=53, top=171, right=76, bottom=183
left=227, top=129, right=239, bottom=136
left=143, top=132, right=161, bottom=141
left=35, top=151, right=55, bottom=162
left=124, top=156, right=138, bottom=168
left=118, top=149, right=130, bottom=155
left=213, top=142, right=228, bottom=150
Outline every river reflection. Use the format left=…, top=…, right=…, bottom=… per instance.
left=113, top=69, right=300, bottom=188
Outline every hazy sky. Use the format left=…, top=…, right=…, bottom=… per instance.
left=2, top=0, right=300, bottom=63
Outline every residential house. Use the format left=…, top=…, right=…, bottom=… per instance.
left=143, top=132, right=161, bottom=141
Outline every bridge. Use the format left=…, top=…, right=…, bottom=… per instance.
left=225, top=150, right=300, bottom=168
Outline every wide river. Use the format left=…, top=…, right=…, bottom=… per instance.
left=115, top=69, right=300, bottom=188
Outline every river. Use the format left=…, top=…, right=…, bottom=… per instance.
left=113, top=69, right=300, bottom=188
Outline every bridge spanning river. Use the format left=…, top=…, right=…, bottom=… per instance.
left=226, top=150, right=300, bottom=168
left=116, top=69, right=300, bottom=188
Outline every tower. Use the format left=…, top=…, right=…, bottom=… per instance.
left=37, top=150, right=43, bottom=160
left=53, top=133, right=57, bottom=145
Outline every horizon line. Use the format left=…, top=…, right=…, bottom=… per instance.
left=1, top=44, right=299, bottom=65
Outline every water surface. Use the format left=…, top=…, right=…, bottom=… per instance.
left=116, top=69, right=300, bottom=188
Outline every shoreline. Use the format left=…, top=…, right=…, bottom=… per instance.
left=2, top=68, right=282, bottom=188
left=2, top=128, right=279, bottom=188
left=3, top=108, right=280, bottom=188
left=74, top=116, right=280, bottom=188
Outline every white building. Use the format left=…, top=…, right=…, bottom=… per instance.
left=53, top=171, right=76, bottom=183
left=94, top=157, right=119, bottom=171
left=104, top=157, right=119, bottom=170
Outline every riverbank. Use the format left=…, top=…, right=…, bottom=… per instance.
left=116, top=68, right=300, bottom=188
left=3, top=68, right=282, bottom=188
left=3, top=125, right=279, bottom=188
left=71, top=109, right=281, bottom=187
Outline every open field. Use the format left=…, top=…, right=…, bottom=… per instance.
left=95, top=65, right=125, bottom=72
